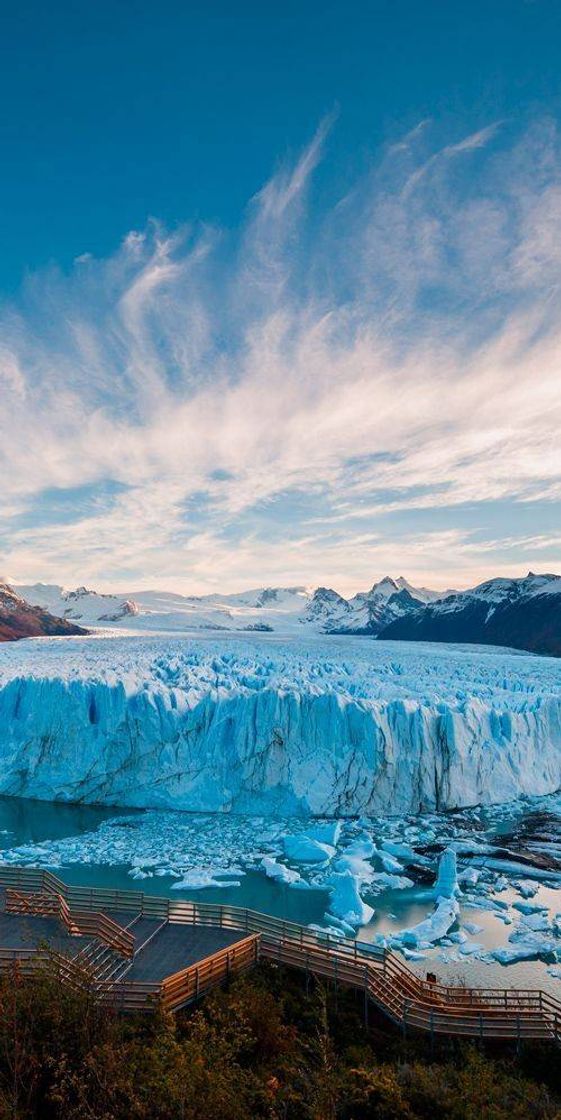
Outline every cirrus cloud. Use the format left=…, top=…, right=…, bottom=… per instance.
left=2, top=116, right=561, bottom=594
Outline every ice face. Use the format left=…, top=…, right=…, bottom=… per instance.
left=0, top=633, right=561, bottom=816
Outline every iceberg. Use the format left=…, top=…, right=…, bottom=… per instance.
left=1, top=633, right=561, bottom=816
left=170, top=868, right=243, bottom=889
left=261, top=857, right=302, bottom=885
left=433, top=848, right=461, bottom=899
left=326, top=869, right=374, bottom=927
left=400, top=897, right=460, bottom=947
left=283, top=835, right=335, bottom=863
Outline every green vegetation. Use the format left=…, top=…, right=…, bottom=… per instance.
left=0, top=959, right=559, bottom=1119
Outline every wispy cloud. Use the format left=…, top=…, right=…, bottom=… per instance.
left=2, top=118, right=561, bottom=594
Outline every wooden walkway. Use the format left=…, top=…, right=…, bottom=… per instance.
left=0, top=865, right=560, bottom=1040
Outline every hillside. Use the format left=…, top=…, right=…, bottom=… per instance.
left=0, top=584, right=88, bottom=642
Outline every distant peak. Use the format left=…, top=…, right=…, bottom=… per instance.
left=312, top=586, right=346, bottom=602
left=370, top=576, right=399, bottom=594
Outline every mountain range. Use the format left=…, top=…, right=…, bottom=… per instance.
left=1, top=571, right=560, bottom=655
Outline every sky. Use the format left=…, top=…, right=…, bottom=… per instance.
left=2, top=0, right=561, bottom=595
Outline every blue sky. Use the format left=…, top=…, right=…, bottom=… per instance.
left=1, top=0, right=561, bottom=594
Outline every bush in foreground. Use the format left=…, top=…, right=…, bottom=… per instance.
left=0, top=960, right=558, bottom=1119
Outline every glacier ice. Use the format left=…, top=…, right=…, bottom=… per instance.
left=1, top=633, right=561, bottom=816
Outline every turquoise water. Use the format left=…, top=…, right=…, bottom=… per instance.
left=0, top=795, right=328, bottom=923
left=0, top=794, right=123, bottom=845
left=58, top=863, right=328, bottom=925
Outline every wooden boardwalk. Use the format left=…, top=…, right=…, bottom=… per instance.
left=0, top=865, right=560, bottom=1040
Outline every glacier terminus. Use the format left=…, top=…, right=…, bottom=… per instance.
left=0, top=633, right=560, bottom=816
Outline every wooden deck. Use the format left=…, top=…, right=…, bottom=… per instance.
left=0, top=865, right=560, bottom=1040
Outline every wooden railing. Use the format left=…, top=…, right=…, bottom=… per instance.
left=0, top=946, right=93, bottom=994
left=160, top=934, right=259, bottom=1011
left=66, top=910, right=134, bottom=958
left=5, top=888, right=134, bottom=958
left=1, top=865, right=560, bottom=1039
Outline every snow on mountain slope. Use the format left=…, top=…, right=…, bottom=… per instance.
left=15, top=583, right=138, bottom=625
left=0, top=584, right=87, bottom=642
left=381, top=572, right=561, bottom=656
left=0, top=633, right=560, bottom=815
left=10, top=578, right=435, bottom=635
left=129, top=585, right=312, bottom=632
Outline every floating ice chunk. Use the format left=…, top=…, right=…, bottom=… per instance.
left=490, top=945, right=541, bottom=964
left=472, top=858, right=561, bottom=883
left=318, top=913, right=356, bottom=937
left=306, top=822, right=342, bottom=847
left=489, top=929, right=558, bottom=963
left=520, top=912, right=551, bottom=933
left=326, top=869, right=374, bottom=927
left=171, top=869, right=242, bottom=889
left=434, top=848, right=461, bottom=900
left=261, top=857, right=302, bottom=885
left=494, top=876, right=509, bottom=892
left=463, top=895, right=509, bottom=913
left=515, top=879, right=540, bottom=898
left=459, top=941, right=485, bottom=956
left=283, top=835, right=335, bottom=863
left=334, top=836, right=375, bottom=884
left=340, top=834, right=376, bottom=860
left=378, top=851, right=404, bottom=874
left=513, top=901, right=548, bottom=915
left=463, top=921, right=483, bottom=935
left=399, top=896, right=460, bottom=947
left=368, top=871, right=414, bottom=892
left=459, top=867, right=480, bottom=886
left=506, top=927, right=558, bottom=958
left=449, top=930, right=467, bottom=944
left=380, top=840, right=416, bottom=862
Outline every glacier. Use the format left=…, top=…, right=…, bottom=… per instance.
left=0, top=633, right=560, bottom=815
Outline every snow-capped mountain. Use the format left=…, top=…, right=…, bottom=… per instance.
left=304, top=577, right=432, bottom=634
left=0, top=583, right=87, bottom=642
left=380, top=572, right=561, bottom=656
left=9, top=577, right=436, bottom=636
left=14, top=583, right=139, bottom=626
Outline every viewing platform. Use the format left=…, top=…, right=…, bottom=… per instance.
left=0, top=864, right=560, bottom=1043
